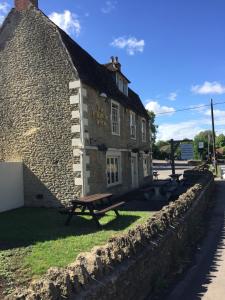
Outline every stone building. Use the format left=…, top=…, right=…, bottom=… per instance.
left=0, top=0, right=152, bottom=207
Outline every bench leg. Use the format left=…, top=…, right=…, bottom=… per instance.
left=65, top=204, right=77, bottom=226
left=87, top=204, right=101, bottom=228
left=114, top=209, right=120, bottom=217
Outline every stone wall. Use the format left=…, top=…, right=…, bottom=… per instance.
left=8, top=170, right=214, bottom=300
left=0, top=7, right=78, bottom=206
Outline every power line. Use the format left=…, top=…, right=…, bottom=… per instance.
left=155, top=100, right=225, bottom=116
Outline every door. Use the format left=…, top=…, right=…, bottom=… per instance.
left=131, top=153, right=139, bottom=188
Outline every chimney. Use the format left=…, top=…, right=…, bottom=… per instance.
left=15, top=0, right=38, bottom=11
left=114, top=56, right=121, bottom=71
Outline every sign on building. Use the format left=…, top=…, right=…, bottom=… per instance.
left=198, top=142, right=204, bottom=149
left=180, top=143, right=194, bottom=160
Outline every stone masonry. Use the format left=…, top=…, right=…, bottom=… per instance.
left=0, top=6, right=78, bottom=207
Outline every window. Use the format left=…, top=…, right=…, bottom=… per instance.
left=118, top=76, right=124, bottom=93
left=143, top=157, right=148, bottom=177
left=106, top=154, right=121, bottom=186
left=141, top=119, right=147, bottom=142
left=116, top=73, right=128, bottom=96
left=111, top=101, right=120, bottom=135
left=123, top=82, right=128, bottom=96
left=130, top=111, right=136, bottom=139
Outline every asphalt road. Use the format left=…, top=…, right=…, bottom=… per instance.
left=152, top=160, right=193, bottom=180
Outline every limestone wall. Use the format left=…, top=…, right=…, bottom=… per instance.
left=0, top=7, right=78, bottom=206
left=8, top=170, right=214, bottom=300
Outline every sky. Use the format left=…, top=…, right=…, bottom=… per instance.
left=1, top=0, right=225, bottom=141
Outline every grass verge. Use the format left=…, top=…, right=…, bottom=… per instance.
left=0, top=208, right=152, bottom=296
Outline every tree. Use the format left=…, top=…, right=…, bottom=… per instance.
left=216, top=134, right=225, bottom=148
left=147, top=110, right=158, bottom=143
left=193, top=130, right=213, bottom=160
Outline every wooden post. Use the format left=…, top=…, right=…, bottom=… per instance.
left=211, top=99, right=217, bottom=175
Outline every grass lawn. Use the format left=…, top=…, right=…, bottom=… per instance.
left=0, top=208, right=153, bottom=296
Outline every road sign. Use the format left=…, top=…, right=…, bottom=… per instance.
left=198, top=142, right=204, bottom=149
left=180, top=143, right=194, bottom=160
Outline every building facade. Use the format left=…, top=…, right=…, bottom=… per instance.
left=0, top=0, right=152, bottom=207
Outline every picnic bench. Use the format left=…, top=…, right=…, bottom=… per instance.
left=62, top=193, right=125, bottom=228
left=169, top=174, right=182, bottom=182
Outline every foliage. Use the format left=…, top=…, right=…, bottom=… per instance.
left=193, top=130, right=213, bottom=160
left=153, top=140, right=183, bottom=160
left=147, top=110, right=158, bottom=143
left=0, top=208, right=151, bottom=296
left=193, top=131, right=225, bottom=160
left=216, top=134, right=225, bottom=148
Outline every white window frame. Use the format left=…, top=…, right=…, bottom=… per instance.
left=111, top=100, right=120, bottom=136
left=130, top=111, right=136, bottom=140
left=143, top=156, right=148, bottom=177
left=141, top=118, right=147, bottom=142
left=106, top=151, right=122, bottom=187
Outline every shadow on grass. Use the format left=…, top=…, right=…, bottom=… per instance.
left=0, top=208, right=140, bottom=250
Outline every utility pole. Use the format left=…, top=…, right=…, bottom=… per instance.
left=170, top=139, right=176, bottom=175
left=211, top=99, right=217, bottom=174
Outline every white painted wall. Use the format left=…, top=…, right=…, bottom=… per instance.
left=0, top=162, right=24, bottom=213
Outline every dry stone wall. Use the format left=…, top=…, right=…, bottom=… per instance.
left=8, top=170, right=214, bottom=300
left=0, top=7, right=78, bottom=206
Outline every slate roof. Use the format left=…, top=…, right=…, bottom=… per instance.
left=58, top=28, right=149, bottom=119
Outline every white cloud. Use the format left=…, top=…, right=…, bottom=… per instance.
left=111, top=37, right=145, bottom=55
left=0, top=1, right=10, bottom=25
left=157, top=120, right=204, bottom=141
left=101, top=1, right=117, bottom=14
left=49, top=10, right=81, bottom=37
left=168, top=92, right=177, bottom=101
left=156, top=107, right=225, bottom=141
left=191, top=81, right=225, bottom=95
left=204, top=109, right=225, bottom=118
left=145, top=100, right=175, bottom=115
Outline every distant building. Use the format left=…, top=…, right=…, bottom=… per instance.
left=0, top=0, right=152, bottom=207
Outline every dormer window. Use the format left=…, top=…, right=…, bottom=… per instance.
left=116, top=73, right=128, bottom=96
left=104, top=57, right=130, bottom=96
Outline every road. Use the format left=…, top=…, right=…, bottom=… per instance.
left=152, top=160, right=193, bottom=180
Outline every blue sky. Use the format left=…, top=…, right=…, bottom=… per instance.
left=1, top=0, right=225, bottom=140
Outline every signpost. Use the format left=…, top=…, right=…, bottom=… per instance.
left=170, top=139, right=193, bottom=175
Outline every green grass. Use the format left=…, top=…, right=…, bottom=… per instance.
left=0, top=208, right=152, bottom=295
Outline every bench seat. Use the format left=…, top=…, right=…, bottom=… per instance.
left=94, top=201, right=125, bottom=215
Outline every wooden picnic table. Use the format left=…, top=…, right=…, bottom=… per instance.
left=141, top=180, right=171, bottom=201
left=64, top=193, right=125, bottom=228
left=169, top=174, right=182, bottom=182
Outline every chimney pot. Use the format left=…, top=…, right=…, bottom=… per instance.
left=15, top=0, right=38, bottom=11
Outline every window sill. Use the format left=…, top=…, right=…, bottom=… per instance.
left=107, top=182, right=122, bottom=188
